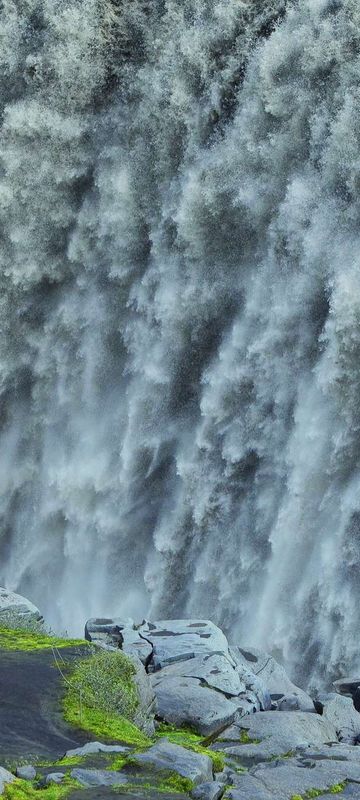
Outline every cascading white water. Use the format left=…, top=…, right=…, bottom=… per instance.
left=1, top=0, right=360, bottom=687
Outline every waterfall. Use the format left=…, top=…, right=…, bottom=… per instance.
left=1, top=0, right=360, bottom=688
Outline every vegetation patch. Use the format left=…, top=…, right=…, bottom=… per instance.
left=63, top=649, right=151, bottom=747
left=237, top=729, right=261, bottom=745
left=0, top=627, right=86, bottom=652
left=155, top=723, right=225, bottom=772
left=3, top=776, right=80, bottom=800
left=290, top=784, right=347, bottom=800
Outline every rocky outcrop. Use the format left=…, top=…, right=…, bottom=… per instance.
left=85, top=617, right=275, bottom=735
left=0, top=587, right=43, bottom=628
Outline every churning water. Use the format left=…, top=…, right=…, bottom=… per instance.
left=1, top=0, right=360, bottom=687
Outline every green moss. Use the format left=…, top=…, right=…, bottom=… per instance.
left=63, top=691, right=150, bottom=746
left=238, top=729, right=261, bottom=745
left=155, top=723, right=225, bottom=772
left=0, top=627, right=86, bottom=652
left=3, top=776, right=79, bottom=800
left=290, top=785, right=347, bottom=800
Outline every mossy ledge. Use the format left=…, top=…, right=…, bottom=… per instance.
left=0, top=628, right=86, bottom=652
left=2, top=776, right=81, bottom=799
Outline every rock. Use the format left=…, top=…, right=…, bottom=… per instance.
left=152, top=674, right=239, bottom=735
left=132, top=739, right=213, bottom=786
left=85, top=617, right=154, bottom=667
left=65, top=741, right=129, bottom=758
left=85, top=617, right=128, bottom=648
left=70, top=768, right=128, bottom=787
left=120, top=627, right=154, bottom=666
left=191, top=782, right=225, bottom=800
left=211, top=711, right=338, bottom=766
left=16, top=765, right=36, bottom=780
left=45, top=773, right=65, bottom=784
left=277, top=694, right=301, bottom=711
left=132, top=655, right=157, bottom=735
left=0, top=587, right=43, bottom=627
left=321, top=695, right=360, bottom=744
left=225, top=773, right=274, bottom=799
left=0, top=767, right=15, bottom=794
left=230, top=646, right=314, bottom=712
left=139, top=619, right=230, bottom=671
left=151, top=652, right=246, bottom=697
left=246, top=755, right=360, bottom=799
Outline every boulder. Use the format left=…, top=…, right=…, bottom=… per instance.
left=85, top=617, right=153, bottom=666
left=191, top=782, right=225, bottom=800
left=151, top=652, right=246, bottom=697
left=70, top=768, right=128, bottom=787
left=247, top=755, right=360, bottom=799
left=152, top=674, right=240, bottom=736
left=321, top=695, right=360, bottom=744
left=277, top=695, right=301, bottom=711
left=45, top=773, right=65, bottom=784
left=16, top=765, right=36, bottom=780
left=0, top=587, right=43, bottom=628
left=84, top=617, right=128, bottom=648
left=139, top=619, right=229, bottom=671
left=212, top=711, right=338, bottom=765
left=230, top=646, right=314, bottom=712
left=0, top=767, right=15, bottom=794
left=65, top=741, right=128, bottom=758
left=132, top=739, right=213, bottom=786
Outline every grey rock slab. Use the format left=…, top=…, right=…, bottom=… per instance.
left=0, top=767, right=15, bottom=793
left=70, top=768, right=128, bottom=787
left=231, top=646, right=314, bottom=712
left=236, top=710, right=337, bottom=750
left=46, top=773, right=65, bottom=784
left=277, top=694, right=301, bottom=711
left=250, top=757, right=360, bottom=800
left=140, top=619, right=229, bottom=670
left=0, top=586, right=43, bottom=626
left=224, top=773, right=274, bottom=799
left=121, top=627, right=153, bottom=666
left=132, top=739, right=213, bottom=786
left=321, top=695, right=360, bottom=743
left=85, top=617, right=129, bottom=648
left=212, top=740, right=295, bottom=767
left=151, top=652, right=245, bottom=697
left=16, top=765, right=36, bottom=780
left=191, top=781, right=225, bottom=800
left=65, top=741, right=129, bottom=758
left=153, top=674, right=239, bottom=735
left=228, top=650, right=272, bottom=712
left=296, top=743, right=360, bottom=761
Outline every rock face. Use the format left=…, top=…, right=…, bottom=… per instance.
left=230, top=645, right=314, bottom=712
left=0, top=587, right=43, bottom=628
left=85, top=617, right=275, bottom=735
